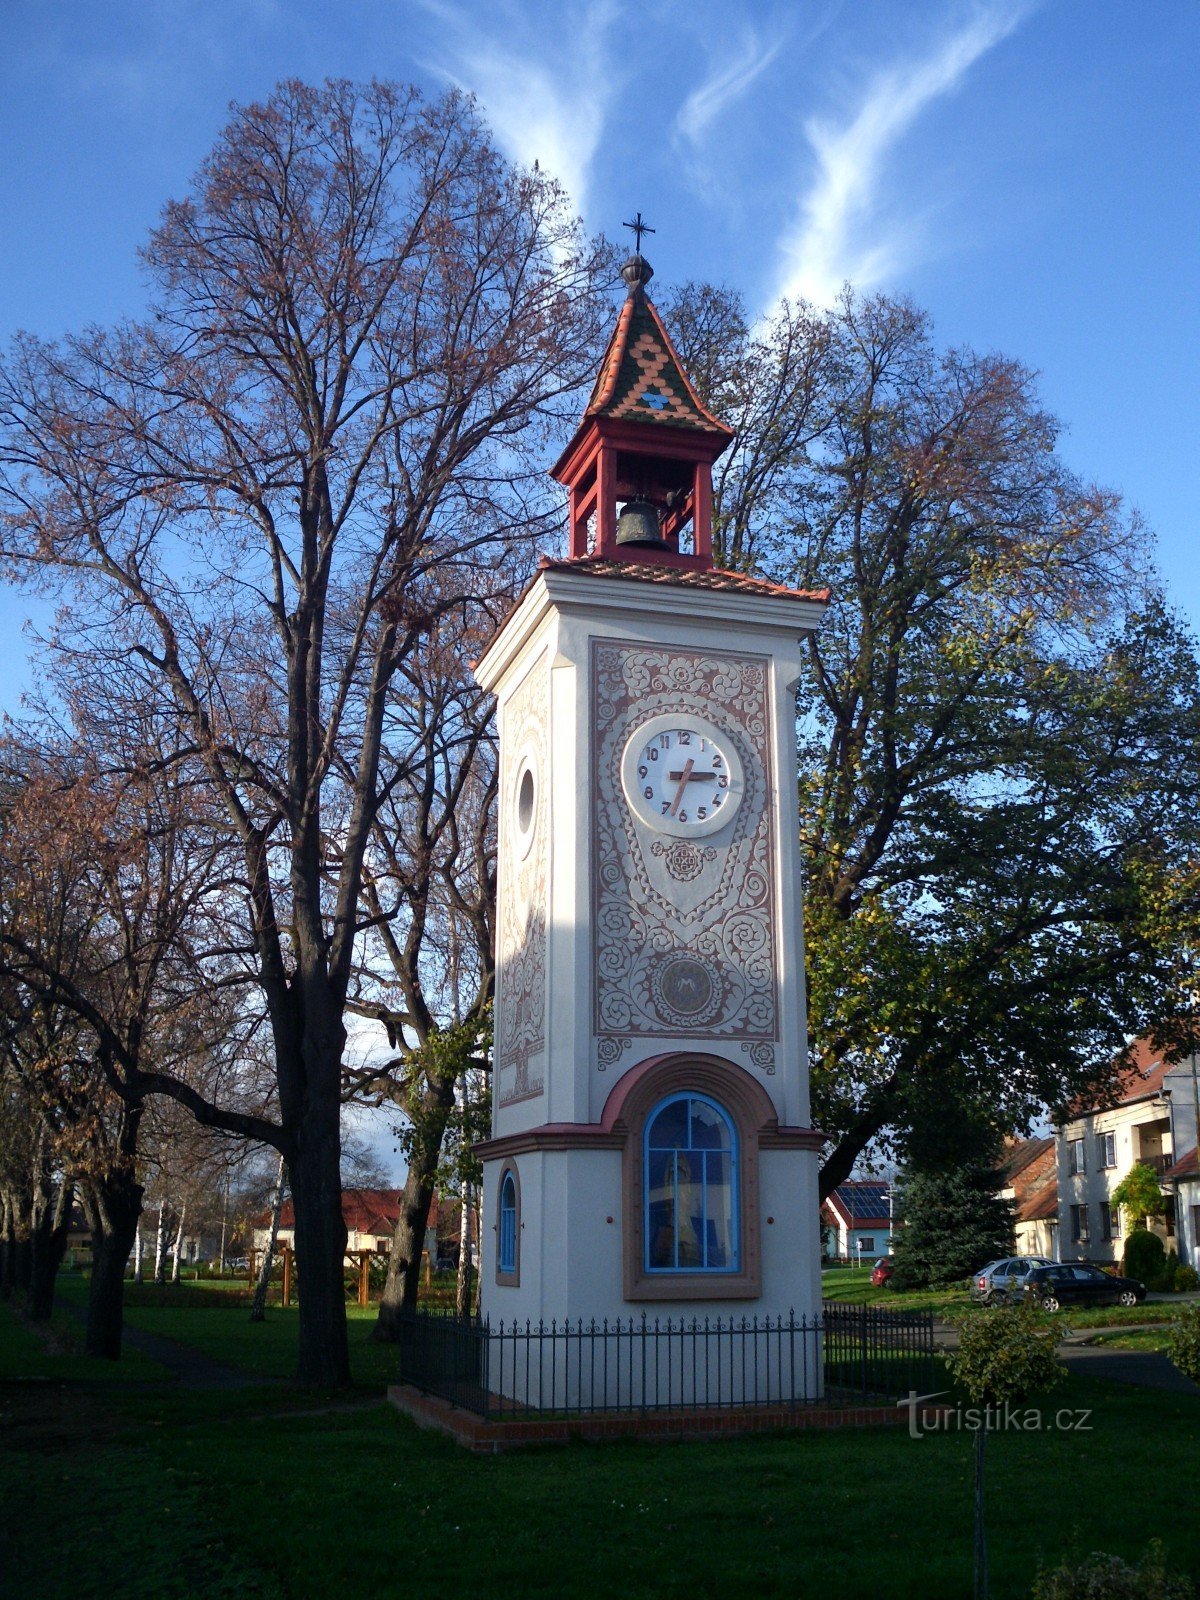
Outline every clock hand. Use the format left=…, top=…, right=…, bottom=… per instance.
left=667, top=759, right=695, bottom=815
left=666, top=769, right=716, bottom=781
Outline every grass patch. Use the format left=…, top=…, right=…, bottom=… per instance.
left=0, top=1293, right=170, bottom=1383
left=117, top=1301, right=400, bottom=1388
left=1083, top=1328, right=1175, bottom=1353
left=822, top=1266, right=971, bottom=1318
left=4, top=1284, right=1200, bottom=1598
left=3, top=1361, right=1198, bottom=1600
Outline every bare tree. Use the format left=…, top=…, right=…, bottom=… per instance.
left=0, top=80, right=610, bottom=1384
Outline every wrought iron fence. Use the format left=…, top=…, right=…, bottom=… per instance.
left=396, top=1301, right=935, bottom=1419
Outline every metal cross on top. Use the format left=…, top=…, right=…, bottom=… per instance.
left=623, top=212, right=655, bottom=254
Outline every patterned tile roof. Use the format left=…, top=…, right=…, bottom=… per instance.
left=539, top=554, right=830, bottom=604
left=587, top=292, right=732, bottom=437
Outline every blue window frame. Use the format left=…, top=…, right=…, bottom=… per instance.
left=498, top=1171, right=517, bottom=1275
left=644, top=1092, right=739, bottom=1273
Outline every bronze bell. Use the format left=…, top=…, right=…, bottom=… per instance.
left=615, top=497, right=668, bottom=550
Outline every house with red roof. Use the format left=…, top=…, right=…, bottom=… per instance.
left=1055, top=1038, right=1200, bottom=1267
left=253, top=1188, right=442, bottom=1261
left=998, top=1137, right=1058, bottom=1260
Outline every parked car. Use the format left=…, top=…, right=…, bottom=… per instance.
left=969, top=1256, right=1056, bottom=1305
left=1017, top=1263, right=1146, bottom=1312
left=870, top=1257, right=894, bottom=1287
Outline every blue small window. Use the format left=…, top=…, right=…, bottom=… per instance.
left=498, top=1171, right=518, bottom=1275
left=644, top=1093, right=739, bottom=1273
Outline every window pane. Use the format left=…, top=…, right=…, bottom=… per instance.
left=675, top=1153, right=705, bottom=1265
left=689, top=1100, right=729, bottom=1149
left=647, top=1150, right=676, bottom=1267
left=703, top=1150, right=735, bottom=1269
left=648, top=1098, right=689, bottom=1150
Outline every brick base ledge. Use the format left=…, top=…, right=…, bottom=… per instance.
left=387, top=1384, right=906, bottom=1453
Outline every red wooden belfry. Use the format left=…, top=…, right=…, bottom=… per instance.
left=550, top=251, right=734, bottom=571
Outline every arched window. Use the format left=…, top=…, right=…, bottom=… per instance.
left=644, top=1093, right=739, bottom=1274
left=497, top=1167, right=519, bottom=1281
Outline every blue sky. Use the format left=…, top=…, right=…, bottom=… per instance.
left=1, top=0, right=1197, bottom=699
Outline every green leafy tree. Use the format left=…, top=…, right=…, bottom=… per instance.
left=1111, top=1162, right=1166, bottom=1230
left=665, top=283, right=1200, bottom=1193
left=947, top=1305, right=1063, bottom=1600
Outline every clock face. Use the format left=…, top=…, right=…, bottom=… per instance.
left=620, top=712, right=745, bottom=838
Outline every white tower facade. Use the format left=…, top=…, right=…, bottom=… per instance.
left=472, top=254, right=829, bottom=1397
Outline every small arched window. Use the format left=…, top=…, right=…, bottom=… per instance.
left=498, top=1168, right=518, bottom=1278
left=644, top=1092, right=739, bottom=1274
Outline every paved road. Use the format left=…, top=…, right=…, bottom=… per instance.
left=1055, top=1345, right=1200, bottom=1395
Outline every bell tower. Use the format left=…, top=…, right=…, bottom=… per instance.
left=473, top=237, right=829, bottom=1389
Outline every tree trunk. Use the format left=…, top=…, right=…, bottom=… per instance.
left=84, top=1101, right=144, bottom=1360
left=973, top=1424, right=988, bottom=1600
left=250, top=1156, right=286, bottom=1323
left=372, top=1072, right=457, bottom=1342
left=85, top=1168, right=143, bottom=1359
left=28, top=1177, right=73, bottom=1322
left=133, top=1225, right=144, bottom=1283
left=171, top=1203, right=186, bottom=1284
left=153, top=1198, right=168, bottom=1285
left=289, top=1098, right=349, bottom=1387
left=0, top=1190, right=19, bottom=1297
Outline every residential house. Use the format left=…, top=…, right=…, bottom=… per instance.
left=999, top=1136, right=1058, bottom=1260
left=1056, top=1039, right=1200, bottom=1267
left=820, top=1180, right=894, bottom=1263
left=253, top=1188, right=440, bottom=1261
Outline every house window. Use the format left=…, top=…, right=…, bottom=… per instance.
left=1068, top=1139, right=1086, bottom=1176
left=495, top=1164, right=520, bottom=1285
left=1070, top=1203, right=1089, bottom=1243
left=858, top=1237, right=876, bottom=1254
left=1097, top=1132, right=1116, bottom=1169
left=1100, top=1203, right=1114, bottom=1241
left=645, top=1093, right=738, bottom=1273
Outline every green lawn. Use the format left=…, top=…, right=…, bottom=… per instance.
left=4, top=1286, right=1200, bottom=1599
left=821, top=1267, right=1194, bottom=1330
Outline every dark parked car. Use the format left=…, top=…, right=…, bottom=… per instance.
left=1017, top=1263, right=1146, bottom=1312
left=870, top=1257, right=894, bottom=1287
left=970, top=1256, right=1055, bottom=1304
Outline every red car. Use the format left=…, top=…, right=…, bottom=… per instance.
left=870, top=1257, right=894, bottom=1287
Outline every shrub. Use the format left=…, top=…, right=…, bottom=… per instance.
left=1167, top=1304, right=1200, bottom=1386
left=1123, top=1229, right=1166, bottom=1288
left=1174, top=1264, right=1198, bottom=1293
left=946, top=1302, right=1063, bottom=1406
left=1032, top=1540, right=1193, bottom=1599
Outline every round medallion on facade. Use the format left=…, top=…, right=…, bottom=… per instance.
left=651, top=954, right=723, bottom=1028
left=620, top=711, right=744, bottom=838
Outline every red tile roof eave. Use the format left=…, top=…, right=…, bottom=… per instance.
left=1019, top=1180, right=1060, bottom=1223
left=537, top=555, right=832, bottom=605
left=1165, top=1147, right=1199, bottom=1182
left=1062, top=1038, right=1174, bottom=1120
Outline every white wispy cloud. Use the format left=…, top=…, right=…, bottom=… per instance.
left=776, top=4, right=1031, bottom=306
left=416, top=0, right=621, bottom=219
left=675, top=26, right=786, bottom=148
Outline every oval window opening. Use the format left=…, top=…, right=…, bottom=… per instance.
left=517, top=766, right=535, bottom=834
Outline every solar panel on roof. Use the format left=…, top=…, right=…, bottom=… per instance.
left=837, top=1183, right=890, bottom=1219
